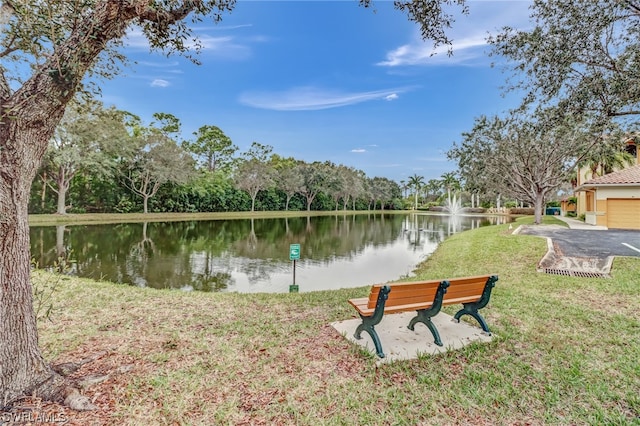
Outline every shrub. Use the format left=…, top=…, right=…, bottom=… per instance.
left=464, top=207, right=486, bottom=214
left=428, top=206, right=447, bottom=212
left=509, top=207, right=535, bottom=215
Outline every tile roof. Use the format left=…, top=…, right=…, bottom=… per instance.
left=582, top=164, right=640, bottom=185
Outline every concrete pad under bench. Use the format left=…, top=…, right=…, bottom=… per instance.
left=331, top=312, right=494, bottom=363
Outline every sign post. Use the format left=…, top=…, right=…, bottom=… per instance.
left=289, top=244, right=300, bottom=293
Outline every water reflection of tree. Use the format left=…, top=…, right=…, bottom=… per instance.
left=56, top=225, right=66, bottom=258
left=30, top=215, right=410, bottom=290
left=128, top=222, right=154, bottom=266
left=29, top=225, right=74, bottom=273
left=126, top=222, right=156, bottom=287
left=215, top=214, right=409, bottom=284
left=28, top=213, right=505, bottom=292
left=137, top=221, right=234, bottom=291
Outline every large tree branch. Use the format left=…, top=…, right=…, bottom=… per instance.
left=0, top=1, right=15, bottom=25
left=132, top=0, right=203, bottom=23
left=620, top=0, right=640, bottom=16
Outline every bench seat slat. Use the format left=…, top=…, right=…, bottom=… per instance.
left=443, top=280, right=487, bottom=299
left=443, top=295, right=481, bottom=304
left=351, top=295, right=482, bottom=315
left=445, top=287, right=484, bottom=298
left=446, top=275, right=494, bottom=283
left=351, top=301, right=435, bottom=316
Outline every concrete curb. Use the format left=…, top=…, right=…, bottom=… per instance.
left=517, top=225, right=612, bottom=278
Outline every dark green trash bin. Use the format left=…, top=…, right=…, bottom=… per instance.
left=545, top=207, right=561, bottom=216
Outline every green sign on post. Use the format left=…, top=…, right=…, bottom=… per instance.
left=289, top=243, right=301, bottom=260
left=289, top=243, right=300, bottom=293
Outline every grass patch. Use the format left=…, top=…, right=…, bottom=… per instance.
left=28, top=216, right=640, bottom=425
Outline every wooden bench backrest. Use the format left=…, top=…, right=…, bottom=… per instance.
left=442, top=275, right=493, bottom=302
left=368, top=279, right=442, bottom=310
left=368, top=274, right=494, bottom=309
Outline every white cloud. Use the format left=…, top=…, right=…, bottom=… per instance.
left=378, top=1, right=532, bottom=67
left=378, top=35, right=488, bottom=67
left=123, top=28, right=149, bottom=49
left=196, top=35, right=235, bottom=50
left=151, top=79, right=170, bottom=88
left=196, top=24, right=253, bottom=31
left=239, top=86, right=414, bottom=111
left=385, top=93, right=399, bottom=101
left=351, top=149, right=366, bottom=153
left=137, top=60, right=180, bottom=68
left=124, top=26, right=259, bottom=61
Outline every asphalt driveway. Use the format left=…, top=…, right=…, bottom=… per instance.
left=518, top=227, right=640, bottom=259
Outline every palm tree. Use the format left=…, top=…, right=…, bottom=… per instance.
left=440, top=172, right=460, bottom=205
left=426, top=179, right=441, bottom=203
left=399, top=179, right=407, bottom=198
left=407, top=174, right=424, bottom=210
left=578, top=137, right=636, bottom=178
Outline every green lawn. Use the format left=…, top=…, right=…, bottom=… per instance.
left=31, top=216, right=640, bottom=425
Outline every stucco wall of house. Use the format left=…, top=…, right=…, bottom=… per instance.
left=585, top=187, right=640, bottom=228
left=574, top=140, right=638, bottom=216
left=593, top=199, right=607, bottom=227
left=594, top=187, right=640, bottom=200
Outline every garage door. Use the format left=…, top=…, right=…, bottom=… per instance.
left=607, top=199, right=640, bottom=230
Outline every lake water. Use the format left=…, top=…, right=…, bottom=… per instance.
left=30, top=213, right=511, bottom=293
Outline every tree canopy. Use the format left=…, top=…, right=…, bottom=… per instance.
left=491, top=0, right=640, bottom=124
left=448, top=107, right=606, bottom=223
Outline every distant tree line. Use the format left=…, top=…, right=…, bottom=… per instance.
left=30, top=99, right=402, bottom=215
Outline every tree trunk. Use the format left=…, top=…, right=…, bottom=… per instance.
left=534, top=191, right=545, bottom=224
left=0, top=121, right=66, bottom=406
left=0, top=0, right=202, bottom=407
left=40, top=171, right=48, bottom=211
left=56, top=181, right=68, bottom=215
left=55, top=168, right=72, bottom=215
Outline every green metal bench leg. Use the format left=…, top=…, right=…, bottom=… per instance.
left=407, top=280, right=449, bottom=347
left=353, top=285, right=391, bottom=358
left=454, top=308, right=490, bottom=334
left=408, top=314, right=443, bottom=346
left=354, top=322, right=385, bottom=358
left=453, top=275, right=498, bottom=334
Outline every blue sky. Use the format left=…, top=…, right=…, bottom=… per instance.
left=100, top=0, right=532, bottom=183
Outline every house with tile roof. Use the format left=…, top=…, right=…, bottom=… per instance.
left=575, top=146, right=640, bottom=229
